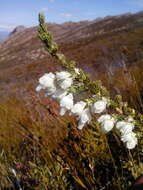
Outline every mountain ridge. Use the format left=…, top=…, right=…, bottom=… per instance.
left=9, top=25, right=26, bottom=36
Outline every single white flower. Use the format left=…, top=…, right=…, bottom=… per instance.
left=116, top=121, right=134, bottom=135
left=78, top=108, right=92, bottom=130
left=58, top=77, right=73, bottom=89
left=126, top=139, right=137, bottom=149
left=74, top=68, right=80, bottom=75
left=71, top=101, right=86, bottom=116
left=59, top=93, right=73, bottom=115
left=120, top=123, right=134, bottom=135
left=97, top=114, right=111, bottom=123
left=121, top=131, right=137, bottom=149
left=56, top=71, right=71, bottom=81
left=101, top=119, right=115, bottom=133
left=36, top=73, right=56, bottom=94
left=52, top=89, right=67, bottom=100
left=91, top=98, right=107, bottom=113
left=39, top=73, right=55, bottom=89
left=121, top=132, right=137, bottom=143
left=98, top=114, right=115, bottom=133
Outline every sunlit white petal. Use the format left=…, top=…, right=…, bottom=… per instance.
left=97, top=114, right=111, bottom=123
left=71, top=101, right=86, bottom=116
left=78, top=108, right=91, bottom=130
left=60, top=93, right=73, bottom=113
left=91, top=99, right=107, bottom=113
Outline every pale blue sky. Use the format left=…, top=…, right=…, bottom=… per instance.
left=0, top=0, right=143, bottom=31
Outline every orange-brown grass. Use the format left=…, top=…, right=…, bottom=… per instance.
left=0, top=95, right=70, bottom=188
left=0, top=94, right=141, bottom=189
left=0, top=95, right=108, bottom=189
left=0, top=95, right=71, bottom=152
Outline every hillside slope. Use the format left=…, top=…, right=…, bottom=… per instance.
left=0, top=11, right=143, bottom=110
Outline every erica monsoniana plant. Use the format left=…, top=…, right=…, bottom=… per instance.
left=36, top=13, right=140, bottom=150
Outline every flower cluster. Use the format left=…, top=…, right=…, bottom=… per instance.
left=98, top=114, right=116, bottom=133
left=116, top=117, right=137, bottom=149
left=36, top=71, right=108, bottom=129
left=36, top=71, right=74, bottom=115
left=36, top=70, right=137, bottom=149
left=97, top=114, right=137, bottom=149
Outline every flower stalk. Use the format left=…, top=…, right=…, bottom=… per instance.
left=37, top=13, right=143, bottom=151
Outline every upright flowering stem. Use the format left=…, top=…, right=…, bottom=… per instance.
left=37, top=13, right=142, bottom=153
left=38, top=13, right=108, bottom=97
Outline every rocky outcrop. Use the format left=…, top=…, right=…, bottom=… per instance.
left=10, top=25, right=26, bottom=35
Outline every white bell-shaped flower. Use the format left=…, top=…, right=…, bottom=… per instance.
left=116, top=121, right=134, bottom=134
left=36, top=73, right=56, bottom=94
left=101, top=119, right=115, bottom=133
left=98, top=114, right=115, bottom=133
left=39, top=73, right=55, bottom=89
left=116, top=121, right=137, bottom=149
left=121, top=132, right=137, bottom=143
left=71, top=101, right=86, bottom=116
left=121, top=132, right=137, bottom=149
left=78, top=108, right=92, bottom=130
left=120, top=123, right=134, bottom=135
left=97, top=114, right=111, bottom=123
left=126, top=138, right=137, bottom=149
left=91, top=97, right=107, bottom=114
left=59, top=93, right=73, bottom=115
